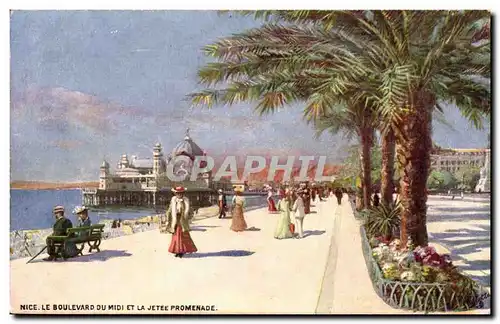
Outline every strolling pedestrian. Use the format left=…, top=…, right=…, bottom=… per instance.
left=230, top=189, right=248, bottom=232
left=292, top=191, right=306, bottom=239
left=218, top=189, right=227, bottom=219
left=267, top=188, right=278, bottom=213
left=274, top=189, right=294, bottom=239
left=335, top=187, right=343, bottom=205
left=165, top=186, right=197, bottom=258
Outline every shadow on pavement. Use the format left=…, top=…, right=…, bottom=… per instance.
left=429, top=206, right=490, bottom=213
left=191, top=225, right=221, bottom=232
left=194, top=225, right=221, bottom=228
left=27, top=250, right=133, bottom=263
left=427, top=212, right=491, bottom=223
left=303, top=230, right=326, bottom=238
left=245, top=227, right=261, bottom=232
left=429, top=225, right=490, bottom=287
left=184, top=250, right=255, bottom=258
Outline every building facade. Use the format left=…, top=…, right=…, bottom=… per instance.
left=475, top=150, right=491, bottom=193
left=430, top=148, right=489, bottom=173
left=83, top=130, right=215, bottom=207
left=98, top=130, right=212, bottom=192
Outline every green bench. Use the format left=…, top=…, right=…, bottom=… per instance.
left=47, top=224, right=105, bottom=260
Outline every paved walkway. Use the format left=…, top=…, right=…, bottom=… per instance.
left=326, top=199, right=407, bottom=314
left=11, top=197, right=338, bottom=314
left=10, top=195, right=490, bottom=315
left=427, top=197, right=491, bottom=292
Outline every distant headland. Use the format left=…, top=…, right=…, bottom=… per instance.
left=11, top=181, right=99, bottom=190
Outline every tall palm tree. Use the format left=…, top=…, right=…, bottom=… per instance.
left=349, top=11, right=490, bottom=246
left=190, top=10, right=490, bottom=247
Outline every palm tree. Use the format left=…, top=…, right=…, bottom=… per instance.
left=313, top=104, right=376, bottom=209
left=345, top=11, right=491, bottom=246
left=190, top=10, right=490, bottom=247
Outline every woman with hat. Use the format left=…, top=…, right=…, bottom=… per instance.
left=164, top=186, right=197, bottom=258
left=230, top=188, right=248, bottom=232
left=267, top=187, right=278, bottom=214
left=274, top=189, right=294, bottom=240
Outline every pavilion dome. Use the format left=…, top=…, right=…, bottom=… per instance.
left=171, top=129, right=204, bottom=160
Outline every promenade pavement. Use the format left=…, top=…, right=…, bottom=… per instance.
left=326, top=199, right=407, bottom=314
left=10, top=194, right=490, bottom=315
left=11, top=197, right=338, bottom=315
left=427, top=196, right=491, bottom=292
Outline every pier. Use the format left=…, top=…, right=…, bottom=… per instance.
left=82, top=188, right=217, bottom=209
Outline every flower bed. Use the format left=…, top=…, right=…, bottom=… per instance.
left=360, top=226, right=490, bottom=312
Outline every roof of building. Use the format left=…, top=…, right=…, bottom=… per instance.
left=431, top=148, right=489, bottom=155
left=131, top=158, right=154, bottom=169
left=171, top=129, right=204, bottom=159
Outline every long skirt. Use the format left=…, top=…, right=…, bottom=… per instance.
left=231, top=205, right=248, bottom=232
left=168, top=225, right=198, bottom=254
left=274, top=211, right=293, bottom=239
left=268, top=197, right=278, bottom=212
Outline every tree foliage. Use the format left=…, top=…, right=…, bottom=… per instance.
left=454, top=165, right=482, bottom=191
left=338, top=143, right=383, bottom=185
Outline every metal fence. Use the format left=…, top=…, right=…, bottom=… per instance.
left=359, top=226, right=490, bottom=312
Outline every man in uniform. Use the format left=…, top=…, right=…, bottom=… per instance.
left=44, top=206, right=73, bottom=261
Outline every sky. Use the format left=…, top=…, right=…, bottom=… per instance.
left=10, top=11, right=490, bottom=182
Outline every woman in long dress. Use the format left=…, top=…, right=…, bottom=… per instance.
left=165, top=187, right=197, bottom=258
left=303, top=188, right=311, bottom=214
left=267, top=189, right=278, bottom=213
left=230, top=189, right=248, bottom=232
left=274, top=190, right=293, bottom=239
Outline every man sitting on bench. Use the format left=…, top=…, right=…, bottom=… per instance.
left=74, top=205, right=92, bottom=236
left=44, top=206, right=73, bottom=261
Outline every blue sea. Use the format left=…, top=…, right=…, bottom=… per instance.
left=10, top=189, right=267, bottom=231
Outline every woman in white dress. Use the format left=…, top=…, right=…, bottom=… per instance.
left=274, top=189, right=293, bottom=239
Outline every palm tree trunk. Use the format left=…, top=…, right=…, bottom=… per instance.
left=397, top=91, right=434, bottom=247
left=359, top=126, right=373, bottom=210
left=381, top=128, right=395, bottom=206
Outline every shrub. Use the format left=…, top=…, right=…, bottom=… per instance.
left=364, top=201, right=402, bottom=239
